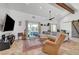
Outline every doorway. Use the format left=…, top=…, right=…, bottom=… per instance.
left=28, top=22, right=39, bottom=39
left=24, top=21, right=41, bottom=49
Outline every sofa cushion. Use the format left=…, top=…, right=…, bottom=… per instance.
left=48, top=36, right=56, bottom=42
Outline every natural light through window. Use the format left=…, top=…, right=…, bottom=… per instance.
left=51, top=24, right=57, bottom=32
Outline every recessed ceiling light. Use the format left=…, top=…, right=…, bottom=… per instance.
left=39, top=6, right=42, bottom=9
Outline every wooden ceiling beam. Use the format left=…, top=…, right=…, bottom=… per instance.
left=56, top=3, right=75, bottom=14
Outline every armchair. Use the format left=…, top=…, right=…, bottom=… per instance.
left=42, top=33, right=65, bottom=55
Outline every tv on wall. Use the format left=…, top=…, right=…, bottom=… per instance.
left=3, top=14, right=15, bottom=31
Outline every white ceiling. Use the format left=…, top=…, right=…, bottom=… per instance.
left=5, top=3, right=70, bottom=20
left=69, top=3, right=79, bottom=12
left=0, top=3, right=79, bottom=21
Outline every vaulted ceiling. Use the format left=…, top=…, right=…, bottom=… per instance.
left=0, top=3, right=78, bottom=21
left=5, top=3, right=70, bottom=20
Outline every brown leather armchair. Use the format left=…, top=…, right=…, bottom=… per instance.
left=42, top=33, right=66, bottom=55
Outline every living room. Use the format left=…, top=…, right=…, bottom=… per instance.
left=0, top=3, right=79, bottom=55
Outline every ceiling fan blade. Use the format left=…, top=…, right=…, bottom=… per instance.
left=49, top=17, right=55, bottom=20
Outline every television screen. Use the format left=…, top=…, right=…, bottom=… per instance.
left=3, top=14, right=15, bottom=31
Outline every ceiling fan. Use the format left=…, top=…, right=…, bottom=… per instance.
left=48, top=10, right=55, bottom=20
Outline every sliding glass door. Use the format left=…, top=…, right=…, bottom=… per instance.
left=51, top=24, right=57, bottom=32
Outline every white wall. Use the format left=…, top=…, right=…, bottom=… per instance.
left=60, top=20, right=72, bottom=37
left=60, top=11, right=79, bottom=38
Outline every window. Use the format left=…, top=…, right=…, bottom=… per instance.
left=51, top=24, right=57, bottom=32
left=28, top=22, right=39, bottom=37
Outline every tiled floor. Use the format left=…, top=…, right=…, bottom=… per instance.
left=0, top=38, right=79, bottom=55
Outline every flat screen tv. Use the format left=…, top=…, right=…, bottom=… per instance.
left=3, top=14, right=15, bottom=31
